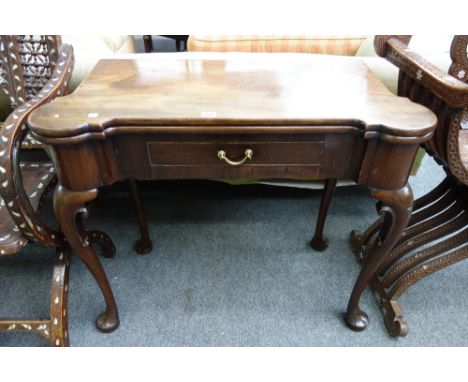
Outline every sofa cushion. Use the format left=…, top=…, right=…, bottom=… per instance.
left=188, top=35, right=367, bottom=56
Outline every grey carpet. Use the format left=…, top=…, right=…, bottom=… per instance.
left=1, top=155, right=467, bottom=346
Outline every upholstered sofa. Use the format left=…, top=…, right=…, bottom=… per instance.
left=187, top=35, right=454, bottom=95
left=187, top=35, right=367, bottom=55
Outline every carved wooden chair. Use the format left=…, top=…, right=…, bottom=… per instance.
left=349, top=35, right=468, bottom=336
left=0, top=35, right=150, bottom=346
left=0, top=35, right=76, bottom=346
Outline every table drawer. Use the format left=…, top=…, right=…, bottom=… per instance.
left=148, top=141, right=324, bottom=166
left=114, top=133, right=362, bottom=181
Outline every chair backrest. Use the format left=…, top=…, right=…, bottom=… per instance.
left=374, top=35, right=468, bottom=186
left=0, top=35, right=61, bottom=109
left=0, top=37, right=73, bottom=248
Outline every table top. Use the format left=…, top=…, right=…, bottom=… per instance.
left=29, top=53, right=436, bottom=140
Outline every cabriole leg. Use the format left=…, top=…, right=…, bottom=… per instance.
left=127, top=179, right=153, bottom=255
left=311, top=178, right=337, bottom=251
left=53, top=184, right=120, bottom=333
left=345, top=184, right=413, bottom=332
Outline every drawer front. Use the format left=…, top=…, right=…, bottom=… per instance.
left=148, top=141, right=324, bottom=166
left=114, top=133, right=363, bottom=181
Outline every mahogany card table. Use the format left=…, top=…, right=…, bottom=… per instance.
left=28, top=53, right=436, bottom=335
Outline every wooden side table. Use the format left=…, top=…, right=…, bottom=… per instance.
left=28, top=53, right=436, bottom=335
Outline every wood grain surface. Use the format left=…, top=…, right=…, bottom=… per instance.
left=28, top=53, right=436, bottom=141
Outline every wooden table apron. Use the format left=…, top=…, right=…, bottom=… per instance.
left=42, top=127, right=418, bottom=191
left=27, top=54, right=437, bottom=334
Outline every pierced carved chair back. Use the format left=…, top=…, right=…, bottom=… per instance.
left=0, top=37, right=73, bottom=250
left=0, top=36, right=74, bottom=346
left=0, top=35, right=61, bottom=109
left=1, top=35, right=62, bottom=148
left=374, top=35, right=468, bottom=186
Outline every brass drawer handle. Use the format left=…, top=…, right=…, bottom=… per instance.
left=217, top=149, right=253, bottom=166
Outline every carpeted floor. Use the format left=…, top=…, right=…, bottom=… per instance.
left=1, top=155, right=467, bottom=346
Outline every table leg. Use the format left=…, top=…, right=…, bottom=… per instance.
left=345, top=183, right=413, bottom=331
left=311, top=178, right=337, bottom=251
left=127, top=179, right=153, bottom=255
left=53, top=184, right=120, bottom=333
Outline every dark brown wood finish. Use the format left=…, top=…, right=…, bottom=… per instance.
left=311, top=178, right=337, bottom=251
left=127, top=179, right=153, bottom=254
left=349, top=35, right=468, bottom=336
left=53, top=185, right=119, bottom=332
left=0, top=36, right=73, bottom=346
left=1, top=36, right=157, bottom=344
left=28, top=53, right=437, bottom=333
left=0, top=36, right=147, bottom=345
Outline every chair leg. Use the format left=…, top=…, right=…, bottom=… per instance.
left=127, top=179, right=153, bottom=255
left=347, top=176, right=468, bottom=336
left=49, top=247, right=71, bottom=347
left=0, top=247, right=71, bottom=346
left=311, top=178, right=337, bottom=251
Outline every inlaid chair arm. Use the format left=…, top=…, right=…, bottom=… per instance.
left=374, top=35, right=468, bottom=108
left=0, top=44, right=74, bottom=247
